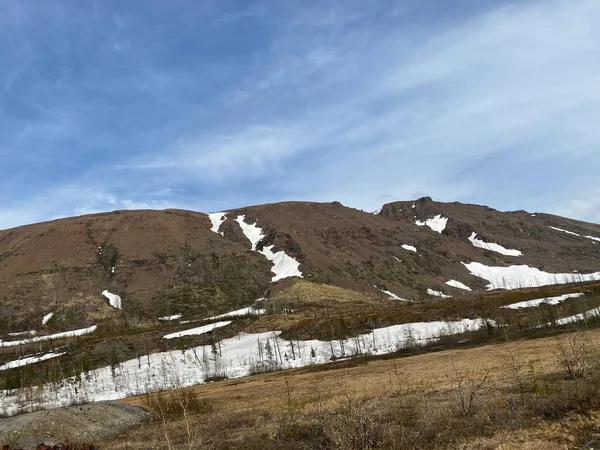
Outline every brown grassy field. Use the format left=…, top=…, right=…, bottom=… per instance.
left=103, top=327, right=600, bottom=449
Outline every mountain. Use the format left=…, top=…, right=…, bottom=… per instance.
left=1, top=197, right=599, bottom=334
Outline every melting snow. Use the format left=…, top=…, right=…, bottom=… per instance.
left=401, top=244, right=417, bottom=253
left=393, top=256, right=402, bottom=262
left=235, top=215, right=303, bottom=282
left=446, top=280, right=472, bottom=291
left=0, top=326, right=97, bottom=348
left=468, top=232, right=522, bottom=257
left=42, top=312, right=54, bottom=325
left=208, top=212, right=227, bottom=236
left=205, top=307, right=265, bottom=321
left=0, top=318, right=490, bottom=415
left=416, top=215, right=448, bottom=233
left=463, top=262, right=600, bottom=290
left=102, top=290, right=122, bottom=309
left=427, top=289, right=451, bottom=298
left=501, top=293, right=584, bottom=309
left=0, top=352, right=66, bottom=371
left=159, top=314, right=182, bottom=322
left=163, top=321, right=232, bottom=340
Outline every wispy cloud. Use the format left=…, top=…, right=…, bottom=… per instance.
left=1, top=0, right=599, bottom=229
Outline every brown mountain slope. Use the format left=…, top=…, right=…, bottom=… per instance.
left=1, top=199, right=599, bottom=333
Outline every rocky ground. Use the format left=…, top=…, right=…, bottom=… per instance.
left=0, top=402, right=149, bottom=448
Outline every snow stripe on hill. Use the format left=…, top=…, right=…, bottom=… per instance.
left=0, top=351, right=66, bottom=371
left=549, top=226, right=600, bottom=243
left=208, top=212, right=227, bottom=235
left=205, top=307, right=265, bottom=321
left=402, top=244, right=417, bottom=253
left=501, top=293, right=584, bottom=309
left=463, top=262, right=600, bottom=290
left=159, top=314, right=182, bottom=322
left=427, top=289, right=451, bottom=298
left=380, top=289, right=408, bottom=301
left=468, top=232, right=522, bottom=256
left=416, top=215, right=448, bottom=233
left=235, top=215, right=303, bottom=282
left=0, top=326, right=97, bottom=348
left=163, top=321, right=232, bottom=340
left=446, top=280, right=472, bottom=291
left=555, top=307, right=600, bottom=325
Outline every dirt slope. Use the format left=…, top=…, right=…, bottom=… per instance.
left=1, top=199, right=599, bottom=333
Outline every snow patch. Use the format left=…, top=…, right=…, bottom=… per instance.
left=468, top=232, right=522, bottom=257
left=42, top=312, right=54, bottom=325
left=501, top=293, right=584, bottom=309
left=0, top=352, right=66, bottom=371
left=446, top=280, right=472, bottom=291
left=416, top=215, right=448, bottom=233
left=463, top=262, right=600, bottom=290
left=548, top=226, right=600, bottom=243
left=208, top=212, right=227, bottom=236
left=549, top=226, right=580, bottom=237
left=393, top=256, right=402, bottom=262
left=0, top=326, right=97, bottom=348
left=163, top=321, right=232, bottom=340
left=8, top=331, right=37, bottom=337
left=235, top=215, right=303, bottom=282
left=401, top=244, right=417, bottom=253
left=205, top=307, right=265, bottom=321
left=427, top=289, right=451, bottom=298
left=380, top=289, right=408, bottom=301
left=555, top=307, right=600, bottom=326
left=102, top=290, right=122, bottom=309
left=159, top=314, right=182, bottom=322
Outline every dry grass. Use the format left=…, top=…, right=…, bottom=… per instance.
left=104, top=328, right=600, bottom=449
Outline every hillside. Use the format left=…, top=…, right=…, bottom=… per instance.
left=1, top=198, right=599, bottom=333
left=2, top=198, right=600, bottom=425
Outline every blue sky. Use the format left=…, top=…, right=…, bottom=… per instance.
left=1, top=0, right=599, bottom=230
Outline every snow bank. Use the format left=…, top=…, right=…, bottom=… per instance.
left=42, top=312, right=54, bottom=325
left=401, top=244, right=417, bottom=253
left=102, top=290, right=122, bottom=309
left=501, top=293, right=584, bottom=309
left=0, top=318, right=490, bottom=415
left=205, top=307, right=265, bottom=321
left=427, top=289, right=451, bottom=298
left=468, top=232, right=522, bottom=257
left=416, top=215, right=448, bottom=233
left=463, top=262, right=600, bottom=290
left=0, top=351, right=66, bottom=371
left=446, top=280, right=472, bottom=291
left=163, top=321, right=232, bottom=340
left=235, top=215, right=303, bottom=282
left=158, top=314, right=182, bottom=322
left=0, top=325, right=97, bottom=348
left=208, top=212, right=227, bottom=235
